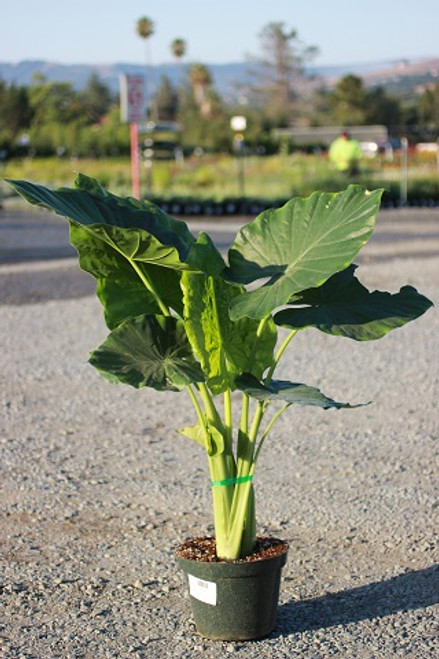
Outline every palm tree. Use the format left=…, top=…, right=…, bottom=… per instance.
left=136, top=16, right=156, bottom=120
left=189, top=63, right=212, bottom=116
left=171, top=37, right=187, bottom=59
left=171, top=38, right=187, bottom=107
left=170, top=38, right=186, bottom=60
left=136, top=16, right=154, bottom=40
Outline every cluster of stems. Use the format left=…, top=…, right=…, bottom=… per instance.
left=186, top=322, right=298, bottom=560
left=138, top=264, right=297, bottom=560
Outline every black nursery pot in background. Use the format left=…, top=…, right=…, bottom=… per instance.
left=176, top=543, right=289, bottom=641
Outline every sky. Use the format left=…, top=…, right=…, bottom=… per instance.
left=3, top=0, right=439, bottom=67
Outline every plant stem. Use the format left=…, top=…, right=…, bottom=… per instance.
left=239, top=392, right=250, bottom=441
left=223, top=388, right=233, bottom=445
left=254, top=403, right=290, bottom=463
left=186, top=384, right=204, bottom=427
left=197, top=383, right=224, bottom=433
left=265, top=329, right=298, bottom=383
left=226, top=466, right=257, bottom=558
left=130, top=260, right=171, bottom=317
left=249, top=400, right=266, bottom=446
left=222, top=329, right=297, bottom=559
left=247, top=316, right=269, bottom=366
left=195, top=383, right=239, bottom=557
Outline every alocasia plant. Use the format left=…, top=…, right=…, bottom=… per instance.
left=6, top=175, right=433, bottom=561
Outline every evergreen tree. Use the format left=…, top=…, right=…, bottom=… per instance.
left=79, top=73, right=114, bottom=124
left=365, top=87, right=402, bottom=130
left=156, top=75, right=178, bottom=121
left=0, top=81, right=32, bottom=141
left=328, top=75, right=368, bottom=125
left=418, top=82, right=439, bottom=132
left=249, top=22, right=318, bottom=124
left=28, top=78, right=83, bottom=126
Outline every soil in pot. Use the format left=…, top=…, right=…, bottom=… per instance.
left=176, top=537, right=289, bottom=641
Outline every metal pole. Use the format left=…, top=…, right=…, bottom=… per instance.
left=145, top=159, right=153, bottom=196
left=230, top=117, right=247, bottom=198
left=400, top=137, right=408, bottom=205
left=233, top=134, right=245, bottom=197
left=237, top=144, right=245, bottom=197
left=130, top=123, right=141, bottom=199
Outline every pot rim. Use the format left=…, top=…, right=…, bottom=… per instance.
left=176, top=536, right=289, bottom=577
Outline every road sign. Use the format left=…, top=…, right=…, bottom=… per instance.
left=120, top=75, right=145, bottom=123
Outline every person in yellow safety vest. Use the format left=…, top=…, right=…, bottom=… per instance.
left=329, top=130, right=363, bottom=176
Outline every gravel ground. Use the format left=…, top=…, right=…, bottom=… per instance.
left=1, top=208, right=438, bottom=658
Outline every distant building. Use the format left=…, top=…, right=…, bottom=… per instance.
left=272, top=125, right=389, bottom=149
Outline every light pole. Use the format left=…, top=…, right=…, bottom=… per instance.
left=400, top=136, right=408, bottom=205
left=231, top=116, right=247, bottom=197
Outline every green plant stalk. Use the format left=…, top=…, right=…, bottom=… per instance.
left=265, top=329, right=298, bottom=384
left=235, top=317, right=269, bottom=478
left=134, top=251, right=249, bottom=547
left=131, top=256, right=248, bottom=559
left=223, top=388, right=233, bottom=445
left=130, top=260, right=171, bottom=317
left=196, top=382, right=241, bottom=558
left=229, top=400, right=267, bottom=554
left=215, top=318, right=273, bottom=558
left=220, top=329, right=300, bottom=558
left=209, top=460, right=234, bottom=557
left=186, top=383, right=234, bottom=555
left=224, top=400, right=293, bottom=558
left=241, top=483, right=256, bottom=556
left=191, top=377, right=262, bottom=560
left=224, top=467, right=257, bottom=559
left=254, top=404, right=290, bottom=464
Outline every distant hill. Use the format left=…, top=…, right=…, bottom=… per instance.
left=360, top=57, right=439, bottom=95
left=0, top=60, right=254, bottom=103
left=1, top=57, right=438, bottom=102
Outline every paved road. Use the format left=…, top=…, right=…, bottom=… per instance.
left=1, top=205, right=438, bottom=657
left=1, top=205, right=438, bottom=305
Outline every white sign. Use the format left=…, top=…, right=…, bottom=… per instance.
left=120, top=75, right=145, bottom=123
left=188, top=574, right=217, bottom=606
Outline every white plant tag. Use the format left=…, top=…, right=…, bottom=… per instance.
left=187, top=574, right=217, bottom=606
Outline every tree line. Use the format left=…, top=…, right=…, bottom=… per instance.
left=0, top=20, right=437, bottom=159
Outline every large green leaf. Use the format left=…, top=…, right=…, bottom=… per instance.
left=186, top=231, right=227, bottom=277
left=227, top=186, right=383, bottom=320
left=6, top=175, right=225, bottom=275
left=96, top=266, right=184, bottom=330
left=7, top=174, right=195, bottom=262
left=7, top=175, right=226, bottom=326
left=89, top=314, right=205, bottom=391
left=274, top=265, right=434, bottom=340
left=96, top=278, right=160, bottom=330
left=70, top=223, right=184, bottom=326
left=181, top=273, right=277, bottom=394
left=235, top=373, right=365, bottom=409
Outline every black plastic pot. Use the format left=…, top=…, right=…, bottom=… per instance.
left=176, top=543, right=288, bottom=641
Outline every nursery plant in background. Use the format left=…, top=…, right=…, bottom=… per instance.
left=6, top=176, right=433, bottom=640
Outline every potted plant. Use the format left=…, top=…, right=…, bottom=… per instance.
left=6, top=175, right=432, bottom=640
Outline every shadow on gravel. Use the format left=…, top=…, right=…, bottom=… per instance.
left=276, top=564, right=439, bottom=634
